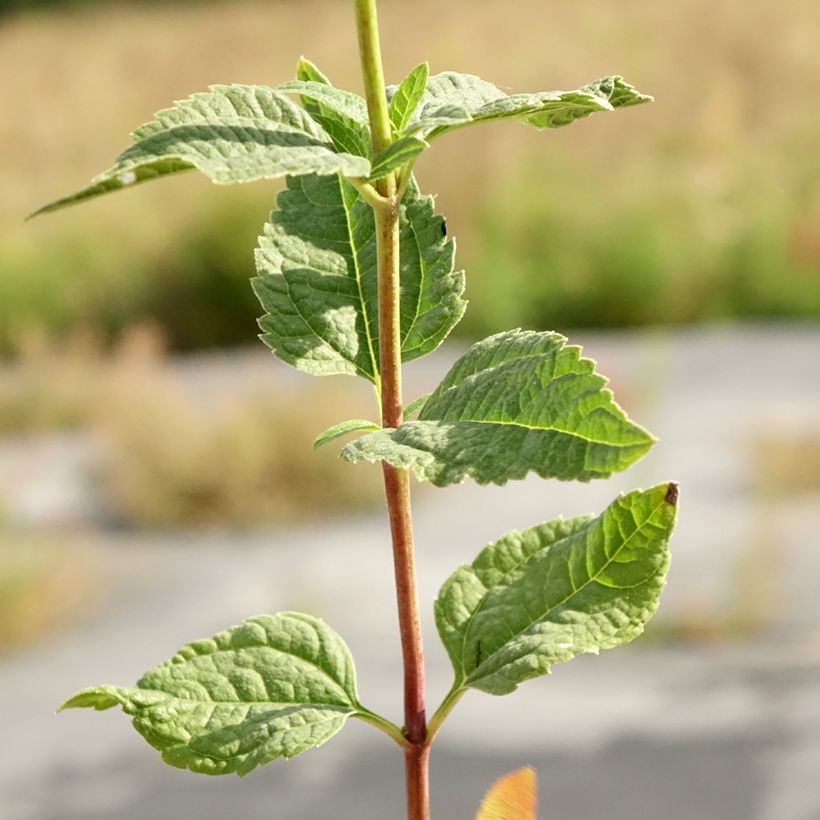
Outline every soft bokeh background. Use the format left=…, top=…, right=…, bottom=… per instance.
left=1, top=0, right=819, bottom=818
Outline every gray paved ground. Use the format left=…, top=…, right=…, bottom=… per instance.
left=1, top=326, right=819, bottom=819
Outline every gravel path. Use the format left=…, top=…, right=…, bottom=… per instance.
left=1, top=325, right=819, bottom=819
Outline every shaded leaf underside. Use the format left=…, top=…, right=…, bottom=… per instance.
left=253, top=174, right=465, bottom=382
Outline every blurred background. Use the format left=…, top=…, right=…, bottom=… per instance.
left=1, top=0, right=819, bottom=817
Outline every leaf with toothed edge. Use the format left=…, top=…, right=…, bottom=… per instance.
left=31, top=85, right=371, bottom=217
left=435, top=483, right=677, bottom=696
left=253, top=173, right=465, bottom=381
left=403, top=72, right=652, bottom=139
left=341, top=329, right=655, bottom=484
left=59, top=613, right=368, bottom=776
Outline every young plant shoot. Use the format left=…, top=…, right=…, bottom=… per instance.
left=36, top=1, right=677, bottom=817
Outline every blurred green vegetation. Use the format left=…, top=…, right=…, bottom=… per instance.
left=2, top=0, right=819, bottom=355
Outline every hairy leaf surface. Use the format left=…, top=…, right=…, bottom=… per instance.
left=253, top=174, right=465, bottom=381
left=60, top=614, right=362, bottom=776
left=32, top=85, right=370, bottom=216
left=404, top=73, right=651, bottom=139
left=341, top=330, right=654, bottom=483
left=436, top=484, right=677, bottom=695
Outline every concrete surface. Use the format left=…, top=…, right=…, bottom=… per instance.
left=1, top=325, right=819, bottom=819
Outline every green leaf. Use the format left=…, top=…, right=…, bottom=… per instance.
left=60, top=613, right=365, bottom=776
left=253, top=174, right=465, bottom=382
left=404, top=393, right=431, bottom=420
left=403, top=72, right=652, bottom=139
left=369, top=136, right=428, bottom=181
left=389, top=62, right=430, bottom=132
left=436, top=483, right=677, bottom=696
left=278, top=80, right=371, bottom=158
left=341, top=329, right=655, bottom=484
left=31, top=85, right=371, bottom=217
left=296, top=56, right=332, bottom=86
left=313, top=419, right=380, bottom=449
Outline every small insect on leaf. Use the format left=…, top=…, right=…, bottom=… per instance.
left=476, top=766, right=538, bottom=820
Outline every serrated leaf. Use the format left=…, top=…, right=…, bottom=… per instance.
left=253, top=174, right=465, bottom=382
left=435, top=484, right=677, bottom=696
left=476, top=767, right=538, bottom=820
left=279, top=80, right=371, bottom=158
left=31, top=85, right=370, bottom=217
left=389, top=62, right=430, bottom=132
left=403, top=72, right=652, bottom=139
left=313, top=419, right=379, bottom=449
left=60, top=613, right=365, bottom=776
left=341, top=329, right=655, bottom=484
left=369, top=137, right=427, bottom=181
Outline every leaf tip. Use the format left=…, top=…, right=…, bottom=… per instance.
left=664, top=482, right=679, bottom=506
left=58, top=686, right=123, bottom=713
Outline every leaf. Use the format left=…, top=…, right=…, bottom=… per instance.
left=404, top=394, right=431, bottom=420
left=253, top=174, right=465, bottom=382
left=341, top=329, right=655, bottom=485
left=476, top=767, right=538, bottom=820
left=296, top=56, right=332, bottom=86
left=369, top=137, right=428, bottom=181
left=60, top=613, right=365, bottom=776
left=278, top=80, right=371, bottom=158
left=435, top=483, right=677, bottom=696
left=313, top=419, right=380, bottom=449
left=31, top=85, right=370, bottom=217
left=403, top=72, right=652, bottom=139
left=389, top=62, right=430, bottom=133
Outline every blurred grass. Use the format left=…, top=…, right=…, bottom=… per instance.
left=0, top=532, right=95, bottom=651
left=2, top=0, right=818, bottom=354
left=0, top=324, right=383, bottom=528
left=97, top=362, right=383, bottom=529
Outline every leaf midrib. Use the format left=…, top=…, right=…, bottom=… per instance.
left=134, top=688, right=355, bottom=711
left=406, top=415, right=649, bottom=449
left=462, top=498, right=668, bottom=686
left=337, top=175, right=379, bottom=381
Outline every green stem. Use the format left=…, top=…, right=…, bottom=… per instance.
left=354, top=3, right=430, bottom=820
left=426, top=686, right=466, bottom=745
left=354, top=708, right=410, bottom=749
